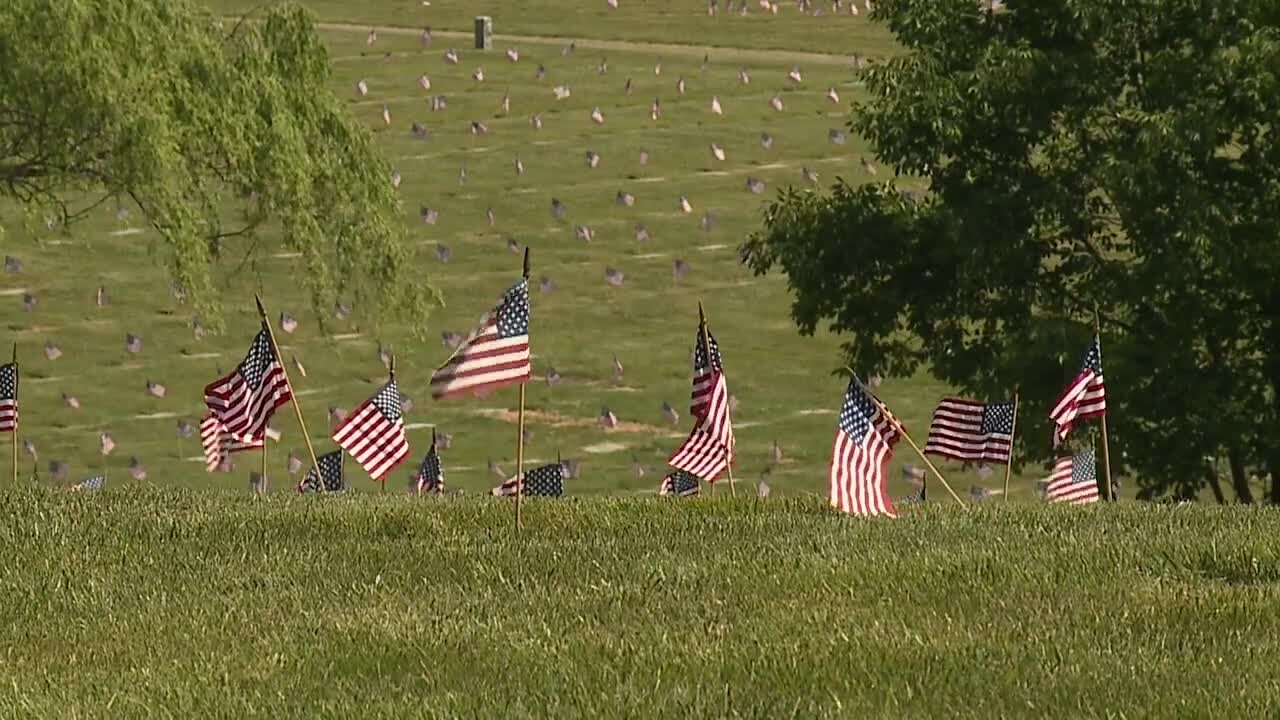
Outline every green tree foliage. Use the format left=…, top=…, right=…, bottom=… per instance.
left=0, top=0, right=439, bottom=331
left=741, top=0, right=1280, bottom=501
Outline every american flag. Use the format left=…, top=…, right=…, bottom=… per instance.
left=690, top=326, right=723, bottom=420
left=203, top=329, right=291, bottom=444
left=668, top=325, right=735, bottom=481
left=414, top=434, right=444, bottom=495
left=72, top=474, right=105, bottom=492
left=923, top=398, right=1014, bottom=464
left=332, top=379, right=410, bottom=482
left=492, top=462, right=563, bottom=497
left=1049, top=337, right=1106, bottom=445
left=829, top=380, right=902, bottom=517
left=659, top=469, right=700, bottom=497
left=0, top=361, right=15, bottom=433
left=299, top=449, right=344, bottom=493
left=199, top=414, right=263, bottom=472
left=430, top=278, right=531, bottom=399
left=1046, top=448, right=1100, bottom=505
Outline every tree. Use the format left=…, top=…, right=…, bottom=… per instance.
left=0, top=0, right=439, bottom=330
left=741, top=0, right=1280, bottom=502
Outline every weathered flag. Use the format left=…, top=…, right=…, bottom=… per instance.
left=430, top=278, right=531, bottom=399
left=332, top=379, right=410, bottom=482
left=0, top=361, right=16, bottom=433
left=829, top=380, right=901, bottom=517
left=923, top=398, right=1014, bottom=464
left=1049, top=338, right=1106, bottom=445
left=203, top=329, right=291, bottom=444
left=659, top=469, right=701, bottom=497
left=1046, top=449, right=1101, bottom=505
left=299, top=450, right=345, bottom=493
left=492, top=462, right=563, bottom=497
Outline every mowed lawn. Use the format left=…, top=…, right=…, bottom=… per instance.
left=2, top=492, right=1279, bottom=717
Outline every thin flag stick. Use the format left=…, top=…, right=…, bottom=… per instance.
left=848, top=370, right=966, bottom=507
left=698, top=302, right=735, bottom=497
left=1003, top=392, right=1019, bottom=501
left=515, top=248, right=531, bottom=531
left=10, top=344, right=16, bottom=487
left=260, top=435, right=267, bottom=497
left=255, top=295, right=324, bottom=490
left=1094, top=310, right=1114, bottom=501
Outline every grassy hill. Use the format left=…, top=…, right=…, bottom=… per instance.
left=2, top=492, right=1278, bottom=717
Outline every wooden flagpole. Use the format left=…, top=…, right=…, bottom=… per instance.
left=1003, top=392, right=1019, bottom=501
left=255, top=295, right=324, bottom=490
left=515, top=248, right=531, bottom=531
left=1094, top=310, right=1115, bottom=502
left=260, top=433, right=267, bottom=497
left=10, top=344, right=17, bottom=487
left=849, top=371, right=966, bottom=506
left=698, top=302, right=735, bottom=497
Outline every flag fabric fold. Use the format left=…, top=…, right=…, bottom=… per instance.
left=659, top=469, right=701, bottom=497
left=332, top=379, right=410, bottom=482
left=668, top=324, right=735, bottom=481
left=414, top=438, right=445, bottom=495
left=829, top=379, right=901, bottom=517
left=200, top=414, right=263, bottom=472
left=492, top=462, right=563, bottom=497
left=923, top=398, right=1013, bottom=464
left=1046, top=448, right=1100, bottom=505
left=203, top=329, right=291, bottom=444
left=299, top=449, right=345, bottom=493
left=1049, top=338, right=1107, bottom=445
left=431, top=278, right=531, bottom=399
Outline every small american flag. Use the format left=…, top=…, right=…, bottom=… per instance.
left=1049, top=338, right=1106, bottom=446
left=1046, top=448, right=1100, bottom=505
left=72, top=474, right=105, bottom=492
left=299, top=449, right=344, bottom=493
left=0, top=361, right=15, bottom=433
left=414, top=435, right=445, bottom=495
left=923, top=398, right=1014, bottom=464
left=204, top=329, right=291, bottom=444
left=659, top=469, right=700, bottom=497
left=492, top=462, right=563, bottom=497
left=690, top=326, right=723, bottom=420
left=829, top=380, right=902, bottom=517
left=431, top=278, right=531, bottom=399
left=200, top=414, right=262, bottom=472
left=332, top=379, right=410, bottom=482
left=669, top=323, right=735, bottom=481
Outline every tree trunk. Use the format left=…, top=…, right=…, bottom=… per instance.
left=1227, top=445, right=1254, bottom=504
left=1204, top=463, right=1227, bottom=505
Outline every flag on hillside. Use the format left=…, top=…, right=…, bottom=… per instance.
left=299, top=449, right=344, bottom=493
left=1046, top=448, right=1100, bottom=505
left=203, top=329, right=291, bottom=444
left=659, top=469, right=701, bottom=497
left=414, top=435, right=445, bottom=495
left=200, top=414, right=263, bottom=472
left=1049, top=337, right=1106, bottom=445
left=0, top=361, right=16, bottom=433
left=669, top=323, right=735, bottom=481
left=690, top=326, right=724, bottom=420
left=492, top=462, right=563, bottom=497
left=72, top=474, right=105, bottom=492
left=430, top=278, right=531, bottom=399
left=923, top=398, right=1014, bottom=464
left=332, top=379, right=410, bottom=482
left=829, top=379, right=901, bottom=517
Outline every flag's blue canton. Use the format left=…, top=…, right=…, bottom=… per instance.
left=417, top=444, right=443, bottom=490
left=666, top=470, right=700, bottom=495
left=1072, top=449, right=1097, bottom=485
left=496, top=279, right=530, bottom=338
left=524, top=463, right=563, bottom=497
left=301, top=450, right=344, bottom=493
left=1080, top=339, right=1103, bottom=374
left=241, top=331, right=275, bottom=389
left=837, top=383, right=875, bottom=443
left=694, top=329, right=723, bottom=373
left=981, top=402, right=1015, bottom=434
left=0, top=363, right=15, bottom=400
left=78, top=475, right=105, bottom=491
left=371, top=380, right=402, bottom=422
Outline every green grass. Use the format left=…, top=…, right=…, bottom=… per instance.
left=3, top=492, right=1279, bottom=717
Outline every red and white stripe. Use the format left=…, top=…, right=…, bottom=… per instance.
left=0, top=399, right=14, bottom=433
left=332, top=397, right=409, bottom=482
left=669, top=371, right=735, bottom=481
left=200, top=414, right=262, bottom=472
left=923, top=398, right=1011, bottom=463
left=1046, top=456, right=1100, bottom=505
left=430, top=325, right=530, bottom=400
left=203, top=331, right=291, bottom=444
left=829, top=419, right=896, bottom=517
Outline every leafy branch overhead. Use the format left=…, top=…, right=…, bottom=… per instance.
left=0, top=0, right=440, bottom=331
left=741, top=0, right=1280, bottom=501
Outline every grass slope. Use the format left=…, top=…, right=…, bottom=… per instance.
left=2, top=492, right=1279, bottom=717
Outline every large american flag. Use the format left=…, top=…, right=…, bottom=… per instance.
left=829, top=379, right=902, bottom=517
left=1049, top=337, right=1106, bottom=446
left=203, top=329, right=292, bottom=444
left=1046, top=448, right=1100, bottom=505
left=414, top=436, right=444, bottom=495
left=0, top=361, right=16, bottom=433
left=923, top=398, right=1014, bottom=464
left=299, top=449, right=344, bottom=493
left=200, top=414, right=263, bottom=472
left=430, top=278, right=531, bottom=399
left=333, top=379, right=410, bottom=482
left=668, top=325, right=735, bottom=481
left=492, top=462, right=564, bottom=497
left=659, top=469, right=701, bottom=497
